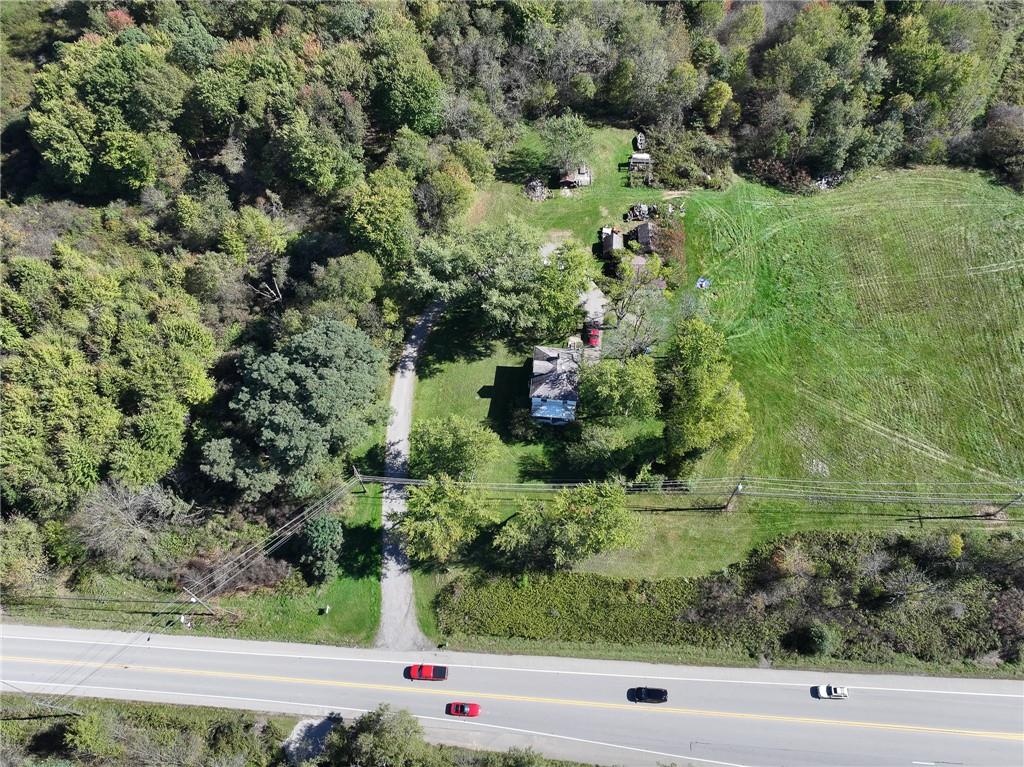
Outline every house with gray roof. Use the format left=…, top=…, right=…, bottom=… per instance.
left=529, top=346, right=581, bottom=424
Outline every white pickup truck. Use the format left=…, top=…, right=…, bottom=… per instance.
left=814, top=684, right=850, bottom=699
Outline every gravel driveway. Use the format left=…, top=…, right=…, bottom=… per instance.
left=373, top=304, right=440, bottom=651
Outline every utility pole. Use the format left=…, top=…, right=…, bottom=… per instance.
left=725, top=479, right=744, bottom=511
left=353, top=466, right=368, bottom=493
left=988, top=493, right=1023, bottom=519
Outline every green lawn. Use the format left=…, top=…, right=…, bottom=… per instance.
left=414, top=326, right=545, bottom=484
left=471, top=124, right=678, bottom=242
left=217, top=486, right=381, bottom=644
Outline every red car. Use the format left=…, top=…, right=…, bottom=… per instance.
left=583, top=326, right=602, bottom=348
left=406, top=664, right=448, bottom=681
left=446, top=702, right=480, bottom=717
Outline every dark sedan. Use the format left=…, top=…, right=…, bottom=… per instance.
left=632, top=686, right=669, bottom=703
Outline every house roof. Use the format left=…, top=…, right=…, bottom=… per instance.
left=634, top=221, right=655, bottom=244
left=530, top=346, right=580, bottom=400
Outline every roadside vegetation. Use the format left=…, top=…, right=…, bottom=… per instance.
left=437, top=529, right=1024, bottom=677
left=1, top=695, right=296, bottom=767
left=1, top=696, right=592, bottom=767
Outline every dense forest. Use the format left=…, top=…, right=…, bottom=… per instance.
left=1, top=1, right=1022, bottom=600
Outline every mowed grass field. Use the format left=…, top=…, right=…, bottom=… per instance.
left=413, top=165, right=1023, bottom=589
left=683, top=168, right=1024, bottom=486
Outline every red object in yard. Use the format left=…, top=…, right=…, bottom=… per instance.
left=584, top=326, right=602, bottom=347
left=407, top=664, right=448, bottom=681
left=446, top=702, right=480, bottom=717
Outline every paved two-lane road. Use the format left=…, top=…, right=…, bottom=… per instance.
left=2, top=625, right=1021, bottom=766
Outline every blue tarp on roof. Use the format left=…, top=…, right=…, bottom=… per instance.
left=531, top=396, right=577, bottom=423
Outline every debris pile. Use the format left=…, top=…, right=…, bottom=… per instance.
left=523, top=178, right=548, bottom=201
left=624, top=202, right=658, bottom=221
left=815, top=174, right=844, bottom=191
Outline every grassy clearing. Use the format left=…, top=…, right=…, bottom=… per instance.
left=218, top=486, right=382, bottom=645
left=683, top=167, right=1024, bottom=486
left=413, top=569, right=447, bottom=643
left=580, top=493, right=1024, bottom=579
left=414, top=321, right=545, bottom=484
left=3, top=488, right=383, bottom=646
left=471, top=125, right=674, bottom=242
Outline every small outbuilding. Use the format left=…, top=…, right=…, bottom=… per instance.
left=600, top=226, right=624, bottom=256
left=560, top=165, right=592, bottom=188
left=631, top=221, right=657, bottom=253
left=628, top=152, right=652, bottom=171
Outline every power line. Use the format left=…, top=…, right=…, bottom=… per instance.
left=356, top=473, right=1024, bottom=508
left=31, top=479, right=358, bottom=710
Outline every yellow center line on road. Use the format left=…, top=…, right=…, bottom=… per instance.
left=5, top=655, right=1021, bottom=742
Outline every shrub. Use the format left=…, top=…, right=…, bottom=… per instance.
left=0, top=517, right=46, bottom=591
left=298, top=514, right=345, bottom=585
left=435, top=530, right=1019, bottom=670
left=946, top=533, right=964, bottom=560
left=41, top=519, right=88, bottom=569
left=747, top=158, right=815, bottom=194
left=785, top=620, right=841, bottom=656
left=65, top=712, right=121, bottom=759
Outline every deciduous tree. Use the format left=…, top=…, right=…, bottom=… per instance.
left=494, top=482, right=638, bottom=571
left=658, top=317, right=752, bottom=473
left=201, top=319, right=387, bottom=501
left=578, top=356, right=659, bottom=420
left=326, top=704, right=449, bottom=767
left=400, top=476, right=490, bottom=566
left=299, top=513, right=346, bottom=584
left=409, top=416, right=500, bottom=480
left=539, top=110, right=593, bottom=172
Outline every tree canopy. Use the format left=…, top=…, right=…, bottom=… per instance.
left=1, top=241, right=215, bottom=516
left=416, top=222, right=592, bottom=345
left=399, top=476, right=491, bottom=567
left=409, top=416, right=501, bottom=481
left=201, top=318, right=388, bottom=502
left=539, top=110, right=594, bottom=172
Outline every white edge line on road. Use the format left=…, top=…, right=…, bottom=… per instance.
left=5, top=635, right=1021, bottom=699
left=2, top=679, right=749, bottom=767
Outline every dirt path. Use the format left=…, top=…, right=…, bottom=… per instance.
left=374, top=304, right=440, bottom=651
